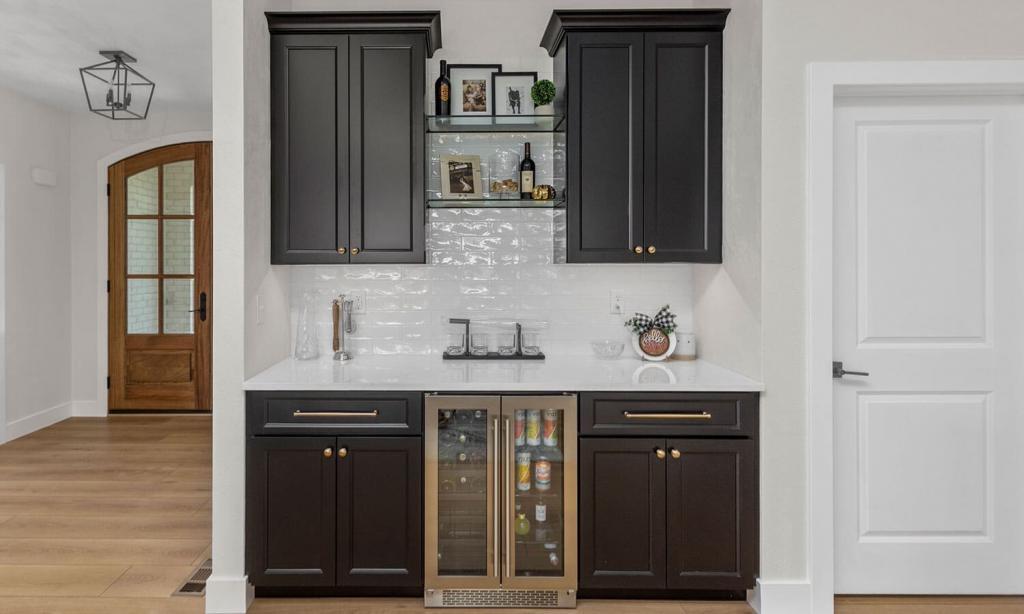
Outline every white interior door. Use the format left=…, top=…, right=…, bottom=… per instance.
left=833, top=94, right=1024, bottom=593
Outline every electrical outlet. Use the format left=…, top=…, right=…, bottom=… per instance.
left=350, top=291, right=366, bottom=314
left=609, top=291, right=626, bottom=315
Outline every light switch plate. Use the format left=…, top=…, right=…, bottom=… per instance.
left=609, top=291, right=626, bottom=315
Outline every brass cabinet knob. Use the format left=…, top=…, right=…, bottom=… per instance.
left=647, top=245, right=656, bottom=254
left=351, top=247, right=360, bottom=255
left=654, top=448, right=666, bottom=460
left=337, top=247, right=347, bottom=255
left=633, top=246, right=643, bottom=254
left=338, top=447, right=348, bottom=458
left=670, top=448, right=681, bottom=459
left=323, top=447, right=333, bottom=458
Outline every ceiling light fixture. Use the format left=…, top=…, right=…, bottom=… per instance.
left=79, top=50, right=155, bottom=120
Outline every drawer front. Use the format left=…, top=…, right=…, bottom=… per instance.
left=248, top=391, right=422, bottom=435
left=580, top=392, right=757, bottom=437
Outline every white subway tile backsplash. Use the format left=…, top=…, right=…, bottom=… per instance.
left=291, top=209, right=694, bottom=357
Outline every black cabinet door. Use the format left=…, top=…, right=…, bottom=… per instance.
left=566, top=32, right=644, bottom=263
left=337, top=437, right=423, bottom=587
left=271, top=34, right=349, bottom=264
left=642, top=32, right=722, bottom=263
left=248, top=436, right=337, bottom=586
left=579, top=438, right=666, bottom=589
left=665, top=438, right=757, bottom=590
left=348, top=34, right=425, bottom=264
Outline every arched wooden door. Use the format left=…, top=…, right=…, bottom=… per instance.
left=108, top=142, right=211, bottom=411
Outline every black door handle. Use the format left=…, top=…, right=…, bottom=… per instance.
left=833, top=360, right=868, bottom=379
left=189, top=292, right=207, bottom=322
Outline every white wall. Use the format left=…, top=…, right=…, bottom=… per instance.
left=0, top=163, right=5, bottom=442
left=758, top=0, right=1024, bottom=604
left=0, top=86, right=72, bottom=441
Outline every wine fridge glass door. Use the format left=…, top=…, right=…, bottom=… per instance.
left=425, top=395, right=502, bottom=590
left=501, top=395, right=578, bottom=590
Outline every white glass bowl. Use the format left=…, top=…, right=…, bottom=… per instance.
left=590, top=339, right=625, bottom=359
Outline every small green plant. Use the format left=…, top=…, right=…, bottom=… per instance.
left=531, top=79, right=556, bottom=107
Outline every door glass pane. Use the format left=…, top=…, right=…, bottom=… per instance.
left=127, top=219, right=158, bottom=274
left=127, top=279, right=159, bottom=334
left=126, top=167, right=158, bottom=214
left=163, top=160, right=195, bottom=214
left=437, top=408, right=489, bottom=576
left=163, top=279, right=194, bottom=334
left=511, top=406, right=565, bottom=577
left=163, top=220, right=194, bottom=274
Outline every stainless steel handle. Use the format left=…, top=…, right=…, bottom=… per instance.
left=623, top=411, right=712, bottom=420
left=292, top=410, right=379, bottom=418
left=492, top=416, right=499, bottom=580
left=833, top=361, right=869, bottom=378
left=504, top=416, right=512, bottom=581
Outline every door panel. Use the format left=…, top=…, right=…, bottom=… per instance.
left=579, top=438, right=665, bottom=590
left=566, top=32, right=644, bottom=263
left=109, top=142, right=211, bottom=411
left=348, top=34, right=425, bottom=263
left=248, top=437, right=337, bottom=587
left=665, top=439, right=756, bottom=590
left=271, top=34, right=349, bottom=263
left=642, top=32, right=722, bottom=262
left=834, top=96, right=1024, bottom=593
left=337, top=437, right=423, bottom=587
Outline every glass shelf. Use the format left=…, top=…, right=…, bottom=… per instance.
left=426, top=115, right=565, bottom=133
left=427, top=196, right=566, bottom=209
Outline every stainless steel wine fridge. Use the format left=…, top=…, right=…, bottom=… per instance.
left=424, top=395, right=578, bottom=608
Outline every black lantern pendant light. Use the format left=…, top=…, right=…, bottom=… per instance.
left=79, top=51, right=155, bottom=120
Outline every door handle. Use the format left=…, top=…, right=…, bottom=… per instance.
left=832, top=361, right=869, bottom=379
left=189, top=292, right=207, bottom=322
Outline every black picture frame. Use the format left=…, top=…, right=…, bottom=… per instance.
left=447, top=63, right=503, bottom=115
left=491, top=71, right=539, bottom=117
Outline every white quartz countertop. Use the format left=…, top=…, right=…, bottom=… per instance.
left=244, top=354, right=763, bottom=392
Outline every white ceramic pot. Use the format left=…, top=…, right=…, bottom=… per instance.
left=534, top=103, right=554, bottom=115
left=632, top=331, right=677, bottom=361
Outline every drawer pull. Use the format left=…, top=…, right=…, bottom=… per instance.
left=623, top=411, right=712, bottom=420
left=292, top=410, right=380, bottom=418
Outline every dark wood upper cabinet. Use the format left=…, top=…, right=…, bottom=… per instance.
left=579, top=438, right=665, bottom=590
left=247, top=436, right=337, bottom=586
left=337, top=437, right=423, bottom=587
left=544, top=10, right=728, bottom=263
left=268, top=13, right=438, bottom=264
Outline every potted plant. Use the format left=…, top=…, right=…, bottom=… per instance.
left=624, top=305, right=678, bottom=361
left=531, top=79, right=556, bottom=115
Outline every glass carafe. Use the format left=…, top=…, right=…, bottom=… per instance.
left=294, top=291, right=320, bottom=360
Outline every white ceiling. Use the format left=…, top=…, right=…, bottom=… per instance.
left=0, top=0, right=211, bottom=113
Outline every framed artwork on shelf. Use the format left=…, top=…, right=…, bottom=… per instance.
left=440, top=154, right=484, bottom=199
left=492, top=71, right=538, bottom=117
left=447, top=64, right=502, bottom=116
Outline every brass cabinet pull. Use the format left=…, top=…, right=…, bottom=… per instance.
left=623, top=411, right=712, bottom=420
left=323, top=447, right=333, bottom=458
left=670, top=448, right=681, bottom=459
left=292, top=410, right=379, bottom=418
left=351, top=247, right=360, bottom=255
left=491, top=416, right=499, bottom=580
left=647, top=245, right=656, bottom=254
left=633, top=246, right=643, bottom=254
left=654, top=447, right=666, bottom=460
left=337, top=247, right=347, bottom=254
left=338, top=447, right=348, bottom=458
left=503, top=417, right=512, bottom=580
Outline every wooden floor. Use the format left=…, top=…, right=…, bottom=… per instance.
left=0, top=417, right=1020, bottom=613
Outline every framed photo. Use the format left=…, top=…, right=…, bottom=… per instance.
left=492, top=72, right=537, bottom=117
left=448, top=64, right=502, bottom=116
left=440, top=154, right=484, bottom=198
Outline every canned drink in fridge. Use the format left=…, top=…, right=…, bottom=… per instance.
left=542, top=409, right=559, bottom=447
left=514, top=410, right=526, bottom=445
left=534, top=459, right=551, bottom=491
left=516, top=452, right=532, bottom=491
left=526, top=409, right=542, bottom=446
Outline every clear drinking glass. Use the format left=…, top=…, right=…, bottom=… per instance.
left=497, top=333, right=516, bottom=356
left=470, top=333, right=491, bottom=356
left=521, top=333, right=541, bottom=356
left=446, top=333, right=466, bottom=356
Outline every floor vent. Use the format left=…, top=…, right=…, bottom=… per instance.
left=173, top=558, right=212, bottom=597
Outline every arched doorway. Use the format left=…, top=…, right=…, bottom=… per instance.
left=108, top=142, right=212, bottom=411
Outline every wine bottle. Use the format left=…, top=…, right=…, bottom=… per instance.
left=434, top=60, right=451, bottom=116
left=520, top=142, right=535, bottom=199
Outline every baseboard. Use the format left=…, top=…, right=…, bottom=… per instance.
left=748, top=579, right=813, bottom=614
left=72, top=399, right=106, bottom=417
left=205, top=575, right=254, bottom=614
left=5, top=401, right=72, bottom=441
